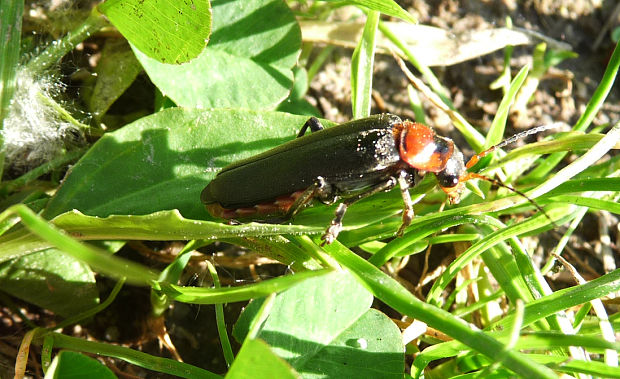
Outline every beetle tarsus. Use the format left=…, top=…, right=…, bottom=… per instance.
left=297, top=117, right=324, bottom=137
left=321, top=203, right=347, bottom=245
left=397, top=172, right=414, bottom=236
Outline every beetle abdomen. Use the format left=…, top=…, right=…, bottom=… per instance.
left=205, top=190, right=307, bottom=220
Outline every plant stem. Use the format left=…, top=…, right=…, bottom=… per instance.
left=25, top=8, right=107, bottom=75
left=0, top=147, right=86, bottom=193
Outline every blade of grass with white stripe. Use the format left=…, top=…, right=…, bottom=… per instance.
left=41, top=332, right=218, bottom=379
left=527, top=120, right=620, bottom=200
left=157, top=269, right=332, bottom=304
left=0, top=205, right=158, bottom=285
left=425, top=206, right=580, bottom=306
left=483, top=65, right=529, bottom=150
left=0, top=0, right=22, bottom=123
left=351, top=11, right=379, bottom=118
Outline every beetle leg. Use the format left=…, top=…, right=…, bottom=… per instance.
left=321, top=177, right=398, bottom=245
left=286, top=177, right=335, bottom=218
left=297, top=117, right=324, bottom=137
left=396, top=171, right=414, bottom=236
left=322, top=203, right=347, bottom=245
left=314, top=176, right=338, bottom=204
left=285, top=185, right=317, bottom=219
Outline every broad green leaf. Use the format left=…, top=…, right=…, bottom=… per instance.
left=233, top=271, right=404, bottom=377
left=276, top=66, right=320, bottom=116
left=227, top=339, right=299, bottom=379
left=99, top=0, right=211, bottom=64
left=299, top=309, right=404, bottom=378
left=44, top=109, right=315, bottom=220
left=45, top=351, right=116, bottom=379
left=135, top=0, right=301, bottom=109
left=0, top=249, right=98, bottom=317
left=88, top=39, right=143, bottom=120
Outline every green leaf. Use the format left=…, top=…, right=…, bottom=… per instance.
left=0, top=249, right=99, bottom=317
left=160, top=269, right=332, bottom=304
left=300, top=309, right=404, bottom=377
left=227, top=339, right=299, bottom=379
left=233, top=271, right=404, bottom=377
left=134, top=0, right=301, bottom=109
left=523, top=42, right=620, bottom=180
left=496, top=268, right=620, bottom=330
left=327, top=0, right=416, bottom=24
left=0, top=205, right=158, bottom=285
left=0, top=0, right=23, bottom=123
left=98, top=0, right=211, bottom=64
left=321, top=242, right=557, bottom=379
left=88, top=39, right=143, bottom=120
left=351, top=11, right=379, bottom=118
left=45, top=351, right=117, bottom=379
left=44, top=109, right=316, bottom=220
left=0, top=211, right=324, bottom=273
left=45, top=332, right=218, bottom=378
left=543, top=49, right=578, bottom=70
left=484, top=65, right=529, bottom=149
left=276, top=66, right=320, bottom=117
left=542, top=177, right=620, bottom=196
left=426, top=206, right=577, bottom=305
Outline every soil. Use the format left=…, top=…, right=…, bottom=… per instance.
left=308, top=0, right=620, bottom=286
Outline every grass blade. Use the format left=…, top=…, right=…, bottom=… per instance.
left=351, top=11, right=379, bottom=118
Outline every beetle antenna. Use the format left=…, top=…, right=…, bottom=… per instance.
left=462, top=172, right=558, bottom=228
left=466, top=123, right=561, bottom=169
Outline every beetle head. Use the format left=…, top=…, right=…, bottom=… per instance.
left=436, top=144, right=466, bottom=203
left=438, top=125, right=558, bottom=226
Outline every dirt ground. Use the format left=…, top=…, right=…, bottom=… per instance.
left=312, top=0, right=620, bottom=131
left=308, top=0, right=620, bottom=284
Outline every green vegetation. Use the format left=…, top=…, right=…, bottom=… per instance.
left=2, top=0, right=619, bottom=378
